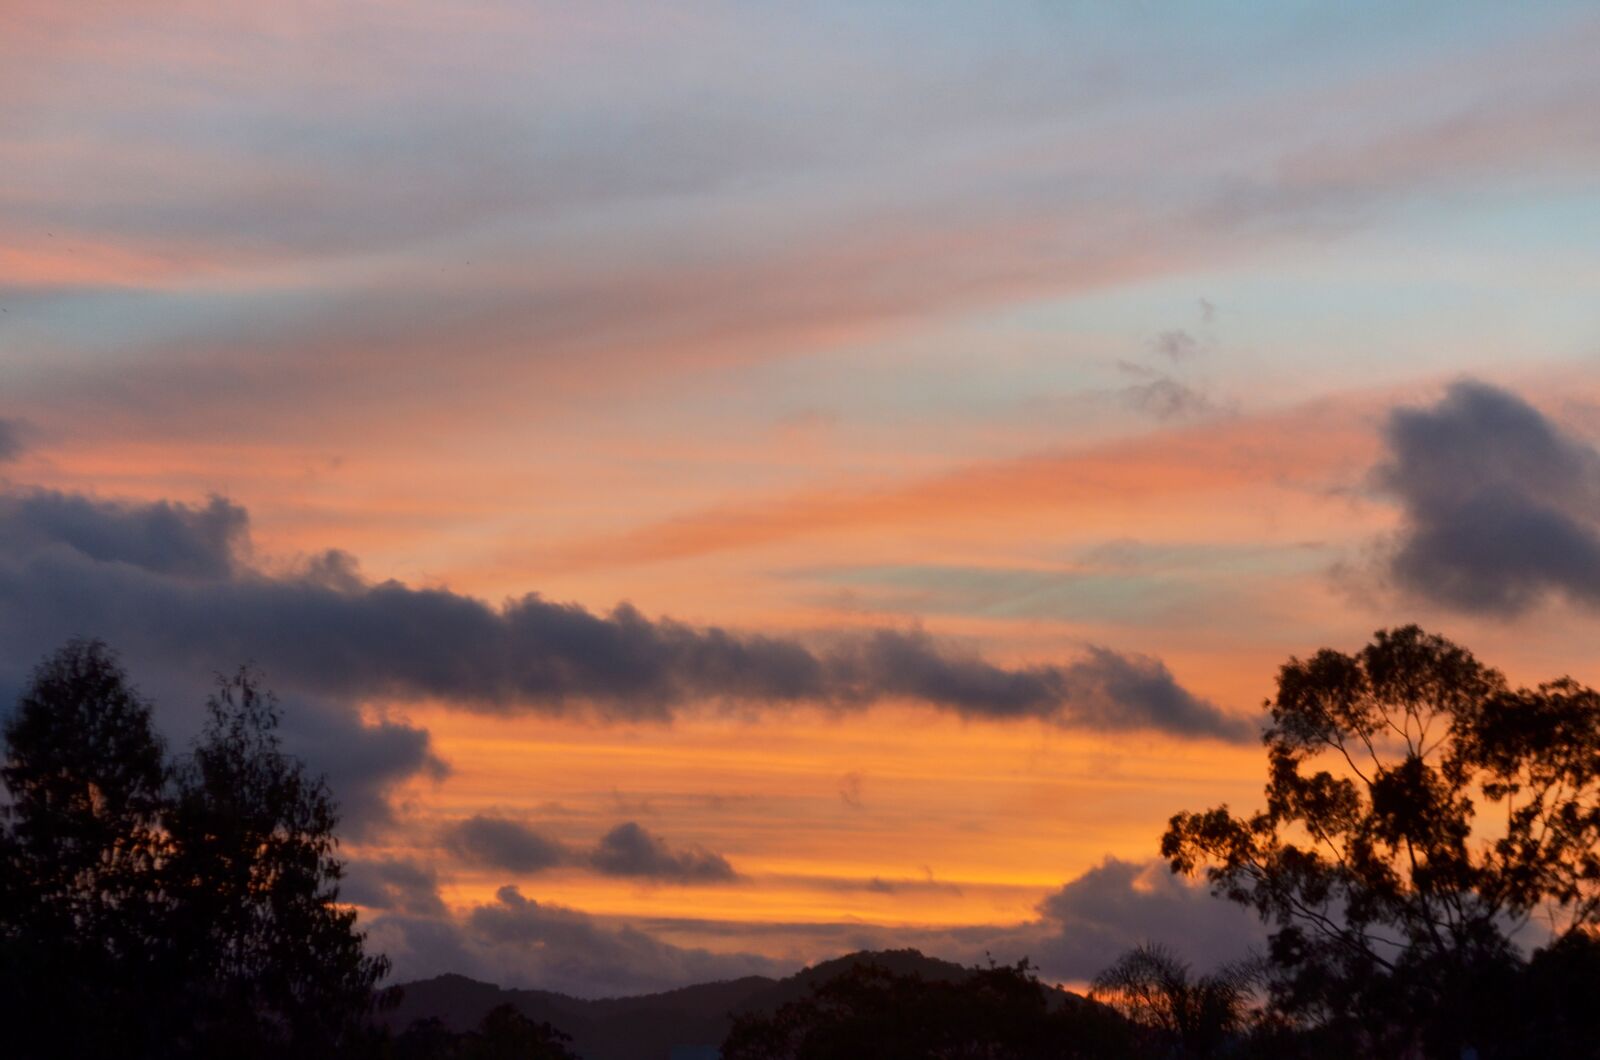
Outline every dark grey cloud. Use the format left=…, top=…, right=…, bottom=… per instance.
left=590, top=822, right=737, bottom=883
left=279, top=701, right=446, bottom=837
left=343, top=857, right=447, bottom=918
left=0, top=489, right=246, bottom=579
left=1026, top=857, right=1265, bottom=980
left=447, top=815, right=570, bottom=874
left=443, top=816, right=740, bottom=884
left=0, top=488, right=439, bottom=835
left=827, top=632, right=1249, bottom=740
left=0, top=483, right=1247, bottom=740
left=1379, top=381, right=1600, bottom=615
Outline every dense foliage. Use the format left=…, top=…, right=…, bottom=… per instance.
left=393, top=1004, right=579, bottom=1060
left=0, top=641, right=389, bottom=1060
left=721, top=957, right=1132, bottom=1060
left=1163, top=626, right=1600, bottom=1055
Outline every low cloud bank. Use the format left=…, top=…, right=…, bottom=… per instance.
left=367, top=884, right=785, bottom=998
left=359, top=855, right=1264, bottom=995
left=0, top=483, right=1246, bottom=740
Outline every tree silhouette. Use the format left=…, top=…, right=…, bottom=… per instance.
left=463, top=1003, right=580, bottom=1060
left=1090, top=943, right=1257, bottom=1058
left=722, top=956, right=1132, bottom=1060
left=1161, top=626, right=1600, bottom=1053
left=162, top=667, right=389, bottom=1057
left=392, top=1005, right=579, bottom=1060
left=0, top=641, right=171, bottom=1056
left=0, top=643, right=391, bottom=1059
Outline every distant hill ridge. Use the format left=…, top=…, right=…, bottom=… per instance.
left=385, top=949, right=1041, bottom=1060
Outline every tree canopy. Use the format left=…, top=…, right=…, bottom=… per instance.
left=0, top=641, right=389, bottom=1060
left=721, top=956, right=1131, bottom=1060
left=0, top=641, right=171, bottom=1057
left=163, top=667, right=390, bottom=1056
left=393, top=1004, right=579, bottom=1060
left=1162, top=625, right=1600, bottom=1054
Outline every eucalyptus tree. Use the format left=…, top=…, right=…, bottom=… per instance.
left=1163, top=626, right=1600, bottom=1053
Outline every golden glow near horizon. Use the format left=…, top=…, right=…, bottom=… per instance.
left=357, top=705, right=1264, bottom=929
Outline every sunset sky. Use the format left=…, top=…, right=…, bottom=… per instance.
left=6, top=1, right=1600, bottom=996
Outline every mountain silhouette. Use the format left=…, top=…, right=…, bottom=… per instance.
left=385, top=949, right=1087, bottom=1060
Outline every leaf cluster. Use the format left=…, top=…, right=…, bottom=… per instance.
left=1161, top=626, right=1600, bottom=1050
left=0, top=641, right=390, bottom=1060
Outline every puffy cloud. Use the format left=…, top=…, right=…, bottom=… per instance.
left=1054, top=647, right=1240, bottom=736
left=1026, top=857, right=1265, bottom=980
left=441, top=813, right=745, bottom=890
left=446, top=815, right=570, bottom=874
left=0, top=487, right=442, bottom=834
left=589, top=822, right=737, bottom=883
left=343, top=857, right=447, bottom=918
left=444, top=816, right=739, bottom=884
left=775, top=857, right=1265, bottom=983
left=0, top=489, right=246, bottom=579
left=828, top=632, right=1248, bottom=739
left=0, top=482, right=1247, bottom=739
left=278, top=700, right=446, bottom=836
left=1379, top=381, right=1600, bottom=615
